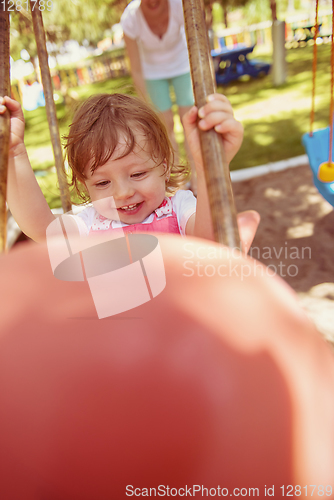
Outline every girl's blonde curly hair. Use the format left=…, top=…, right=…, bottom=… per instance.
left=63, top=93, right=190, bottom=203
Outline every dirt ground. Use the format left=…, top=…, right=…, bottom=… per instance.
left=233, top=164, right=334, bottom=345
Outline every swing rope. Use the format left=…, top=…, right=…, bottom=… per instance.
left=182, top=0, right=241, bottom=249
left=307, top=0, right=334, bottom=183
left=30, top=3, right=72, bottom=213
left=0, top=3, right=10, bottom=253
left=310, top=0, right=319, bottom=137
left=328, top=0, right=334, bottom=166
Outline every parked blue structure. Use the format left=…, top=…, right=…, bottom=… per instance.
left=211, top=44, right=271, bottom=86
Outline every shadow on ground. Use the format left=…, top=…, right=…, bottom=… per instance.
left=233, top=165, right=334, bottom=292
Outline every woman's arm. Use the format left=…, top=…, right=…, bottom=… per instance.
left=0, top=96, right=55, bottom=242
left=123, top=35, right=148, bottom=101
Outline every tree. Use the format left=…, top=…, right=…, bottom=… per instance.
left=210, top=0, right=251, bottom=29
left=10, top=0, right=130, bottom=63
left=10, top=8, right=38, bottom=63
left=242, top=0, right=272, bottom=25
left=270, top=0, right=277, bottom=21
left=44, top=0, right=128, bottom=46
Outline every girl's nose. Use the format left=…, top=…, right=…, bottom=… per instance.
left=113, top=180, right=135, bottom=200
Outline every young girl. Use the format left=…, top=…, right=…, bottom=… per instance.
left=1, top=92, right=258, bottom=248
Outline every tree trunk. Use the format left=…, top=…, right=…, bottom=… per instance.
left=270, top=0, right=277, bottom=22
left=224, top=6, right=228, bottom=28
left=219, top=0, right=229, bottom=28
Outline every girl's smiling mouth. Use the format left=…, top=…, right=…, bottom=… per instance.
left=117, top=202, right=143, bottom=214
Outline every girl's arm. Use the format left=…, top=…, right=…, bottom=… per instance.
left=0, top=96, right=55, bottom=242
left=183, top=94, right=260, bottom=250
left=123, top=35, right=148, bottom=101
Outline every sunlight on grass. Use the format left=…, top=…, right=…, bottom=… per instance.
left=36, top=171, right=63, bottom=209
left=70, top=76, right=134, bottom=100
left=253, top=133, right=274, bottom=146
left=173, top=112, right=186, bottom=151
left=174, top=113, right=183, bottom=134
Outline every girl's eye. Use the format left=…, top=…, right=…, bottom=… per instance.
left=131, top=172, right=146, bottom=178
left=96, top=180, right=110, bottom=187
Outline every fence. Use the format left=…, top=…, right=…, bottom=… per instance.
left=11, top=50, right=129, bottom=104
left=215, top=12, right=333, bottom=49
left=215, top=21, right=273, bottom=48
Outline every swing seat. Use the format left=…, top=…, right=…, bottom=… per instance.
left=302, top=127, right=334, bottom=207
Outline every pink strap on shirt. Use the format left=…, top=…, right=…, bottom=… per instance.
left=89, top=197, right=181, bottom=236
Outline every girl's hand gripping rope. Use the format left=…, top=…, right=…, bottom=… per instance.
left=182, top=93, right=244, bottom=170
left=0, top=96, right=26, bottom=157
left=0, top=95, right=55, bottom=242
left=182, top=93, right=259, bottom=252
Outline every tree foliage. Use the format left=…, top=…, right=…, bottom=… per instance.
left=45, top=0, right=128, bottom=45
left=205, top=0, right=252, bottom=28
left=243, top=0, right=272, bottom=24
left=205, top=0, right=276, bottom=28
left=10, top=0, right=129, bottom=61
left=10, top=8, right=38, bottom=61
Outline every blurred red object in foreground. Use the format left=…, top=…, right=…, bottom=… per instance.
left=0, top=235, right=333, bottom=499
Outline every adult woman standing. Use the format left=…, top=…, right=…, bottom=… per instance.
left=120, top=0, right=196, bottom=191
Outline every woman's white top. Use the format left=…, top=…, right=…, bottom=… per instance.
left=120, top=0, right=190, bottom=79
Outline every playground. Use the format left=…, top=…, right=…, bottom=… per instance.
left=14, top=41, right=333, bottom=341
left=19, top=44, right=334, bottom=175
left=1, top=0, right=334, bottom=494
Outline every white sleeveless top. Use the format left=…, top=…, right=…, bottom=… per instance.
left=120, top=0, right=190, bottom=79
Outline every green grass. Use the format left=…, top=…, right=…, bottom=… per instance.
left=23, top=43, right=332, bottom=207
left=224, top=43, right=332, bottom=170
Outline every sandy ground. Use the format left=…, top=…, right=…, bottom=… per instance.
left=233, top=164, right=334, bottom=345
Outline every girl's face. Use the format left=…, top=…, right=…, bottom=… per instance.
left=84, top=134, right=168, bottom=225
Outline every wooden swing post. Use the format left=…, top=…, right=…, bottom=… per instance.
left=30, top=2, right=72, bottom=213
left=0, top=2, right=10, bottom=253
left=182, top=0, right=241, bottom=249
